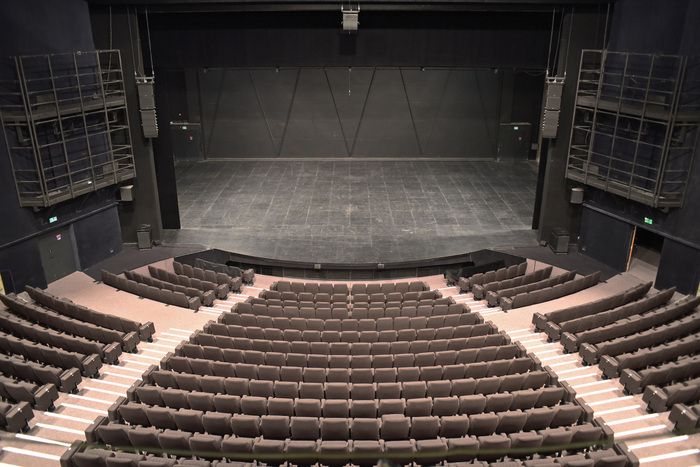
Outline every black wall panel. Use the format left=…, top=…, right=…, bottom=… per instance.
left=579, top=206, right=634, bottom=272
left=326, top=68, right=374, bottom=155
left=198, top=67, right=504, bottom=158
left=74, top=206, right=123, bottom=269
left=656, top=239, right=700, bottom=295
left=280, top=68, right=348, bottom=157
left=353, top=68, right=421, bottom=157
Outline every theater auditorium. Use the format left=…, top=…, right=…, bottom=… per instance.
left=0, top=0, right=699, bottom=466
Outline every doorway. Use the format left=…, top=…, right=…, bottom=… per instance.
left=37, top=226, right=79, bottom=284
left=627, top=227, right=664, bottom=283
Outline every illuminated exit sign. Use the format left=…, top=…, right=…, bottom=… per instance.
left=49, top=216, right=58, bottom=224
left=644, top=217, right=653, bottom=225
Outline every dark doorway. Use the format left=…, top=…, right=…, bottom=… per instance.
left=37, top=226, right=79, bottom=283
left=628, top=226, right=664, bottom=283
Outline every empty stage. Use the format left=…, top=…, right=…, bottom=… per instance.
left=165, top=159, right=538, bottom=262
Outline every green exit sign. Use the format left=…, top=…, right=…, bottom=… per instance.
left=48, top=216, right=58, bottom=224
left=644, top=217, right=653, bottom=225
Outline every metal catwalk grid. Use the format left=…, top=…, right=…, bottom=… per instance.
left=566, top=49, right=700, bottom=208
left=0, top=50, right=135, bottom=208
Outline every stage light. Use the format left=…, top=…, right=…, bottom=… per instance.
left=341, top=5, right=359, bottom=32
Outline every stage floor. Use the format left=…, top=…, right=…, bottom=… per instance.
left=165, top=159, right=539, bottom=262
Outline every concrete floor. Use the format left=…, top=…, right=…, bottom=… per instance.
left=166, top=159, right=539, bottom=262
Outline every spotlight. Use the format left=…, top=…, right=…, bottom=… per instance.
left=341, top=5, right=359, bottom=32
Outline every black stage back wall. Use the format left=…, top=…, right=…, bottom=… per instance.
left=197, top=67, right=504, bottom=158
left=149, top=10, right=552, bottom=158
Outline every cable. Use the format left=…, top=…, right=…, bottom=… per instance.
left=551, top=10, right=565, bottom=75
left=563, top=6, right=575, bottom=76
left=126, top=6, right=138, bottom=76
left=145, top=6, right=155, bottom=77
left=107, top=6, right=114, bottom=72
left=546, top=8, right=555, bottom=75
left=602, top=2, right=611, bottom=49
left=108, top=6, right=113, bottom=49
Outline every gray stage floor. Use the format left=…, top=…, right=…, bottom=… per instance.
left=164, top=159, right=539, bottom=262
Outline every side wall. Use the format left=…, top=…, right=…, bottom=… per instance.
left=538, top=0, right=700, bottom=294
left=0, top=0, right=124, bottom=292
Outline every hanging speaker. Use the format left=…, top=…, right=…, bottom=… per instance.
left=341, top=5, right=359, bottom=32
left=542, top=75, right=565, bottom=139
left=136, top=76, right=158, bottom=138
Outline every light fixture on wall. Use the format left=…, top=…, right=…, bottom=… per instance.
left=341, top=5, right=359, bottom=32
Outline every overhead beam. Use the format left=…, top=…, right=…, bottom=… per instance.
left=87, top=0, right=611, bottom=14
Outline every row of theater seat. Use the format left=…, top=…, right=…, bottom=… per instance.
left=130, top=386, right=569, bottom=417
left=102, top=270, right=201, bottom=310
left=473, top=268, right=552, bottom=300
left=207, top=323, right=494, bottom=342
left=501, top=272, right=601, bottom=311
left=561, top=290, right=684, bottom=354
left=532, top=282, right=653, bottom=340
left=112, top=404, right=588, bottom=439
left=0, top=309, right=122, bottom=364
left=191, top=332, right=509, bottom=355
left=249, top=298, right=452, bottom=311
left=570, top=296, right=700, bottom=360
left=546, top=287, right=671, bottom=343
left=620, top=354, right=700, bottom=395
left=0, top=293, right=139, bottom=352
left=270, top=280, right=428, bottom=295
left=143, top=369, right=554, bottom=399
left=0, top=373, right=57, bottom=411
left=161, top=355, right=538, bottom=384
left=62, top=444, right=628, bottom=467
left=599, top=330, right=700, bottom=379
left=149, top=266, right=230, bottom=299
left=176, top=342, right=522, bottom=369
left=457, top=262, right=529, bottom=293
left=0, top=352, right=81, bottom=392
left=237, top=301, right=460, bottom=319
left=216, top=312, right=481, bottom=333
left=192, top=258, right=255, bottom=284
left=173, top=262, right=243, bottom=293
left=25, top=285, right=154, bottom=341
left=486, top=272, right=577, bottom=308
left=0, top=329, right=101, bottom=377
left=257, top=290, right=442, bottom=304
left=126, top=269, right=218, bottom=307
left=88, top=419, right=609, bottom=464
left=583, top=310, right=700, bottom=373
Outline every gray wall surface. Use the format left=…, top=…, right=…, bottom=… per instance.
left=199, top=67, right=503, bottom=158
